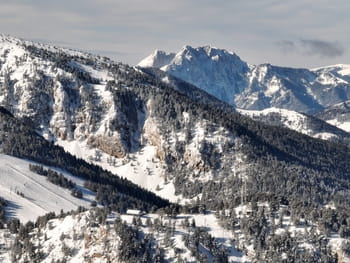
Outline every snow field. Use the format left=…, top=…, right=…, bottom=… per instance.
left=56, top=139, right=187, bottom=204
left=0, top=154, right=95, bottom=222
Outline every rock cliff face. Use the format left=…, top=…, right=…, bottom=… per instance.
left=0, top=35, right=145, bottom=158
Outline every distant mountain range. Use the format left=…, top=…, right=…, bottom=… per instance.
left=138, top=46, right=350, bottom=114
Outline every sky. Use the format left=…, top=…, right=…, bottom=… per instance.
left=0, top=0, right=349, bottom=68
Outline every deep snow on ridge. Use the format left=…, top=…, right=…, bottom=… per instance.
left=0, top=34, right=108, bottom=63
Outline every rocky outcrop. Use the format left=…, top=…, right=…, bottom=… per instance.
left=87, top=135, right=127, bottom=158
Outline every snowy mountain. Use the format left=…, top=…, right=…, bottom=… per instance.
left=138, top=49, right=176, bottom=69
left=1, top=35, right=350, bottom=262
left=138, top=46, right=350, bottom=113
left=238, top=107, right=350, bottom=143
left=139, top=45, right=249, bottom=105
left=142, top=66, right=350, bottom=144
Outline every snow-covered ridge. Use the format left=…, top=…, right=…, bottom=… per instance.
left=0, top=34, right=110, bottom=63
left=0, top=34, right=123, bottom=138
left=312, top=64, right=350, bottom=77
left=315, top=99, right=350, bottom=133
left=238, top=107, right=350, bottom=142
left=138, top=45, right=241, bottom=68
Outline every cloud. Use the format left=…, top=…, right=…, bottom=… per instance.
left=277, top=39, right=345, bottom=58
left=276, top=40, right=296, bottom=53
left=300, top=39, right=344, bottom=57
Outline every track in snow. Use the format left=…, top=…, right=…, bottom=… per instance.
left=0, top=154, right=95, bottom=222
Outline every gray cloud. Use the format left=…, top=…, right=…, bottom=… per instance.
left=277, top=39, right=345, bottom=58
left=300, top=39, right=344, bottom=58
left=276, top=40, right=296, bottom=53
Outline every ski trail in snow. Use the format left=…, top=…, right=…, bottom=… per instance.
left=0, top=184, right=47, bottom=215
left=6, top=164, right=82, bottom=207
left=0, top=154, right=94, bottom=222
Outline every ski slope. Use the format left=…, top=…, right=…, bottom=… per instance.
left=0, top=154, right=95, bottom=222
left=327, top=119, right=350, bottom=133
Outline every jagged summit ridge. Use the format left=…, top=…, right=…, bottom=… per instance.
left=139, top=46, right=350, bottom=113
left=166, top=45, right=248, bottom=70
left=138, top=45, right=247, bottom=71
left=139, top=45, right=249, bottom=104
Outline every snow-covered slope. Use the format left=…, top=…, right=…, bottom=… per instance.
left=1, top=35, right=350, bottom=211
left=138, top=46, right=350, bottom=113
left=0, top=208, right=250, bottom=263
left=1, top=204, right=348, bottom=262
left=0, top=34, right=115, bottom=143
left=238, top=107, right=350, bottom=143
left=56, top=140, right=184, bottom=203
left=315, top=99, right=350, bottom=132
left=312, top=64, right=350, bottom=82
left=0, top=154, right=95, bottom=222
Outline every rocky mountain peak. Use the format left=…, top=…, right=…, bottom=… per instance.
left=138, top=49, right=176, bottom=68
left=139, top=46, right=350, bottom=113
